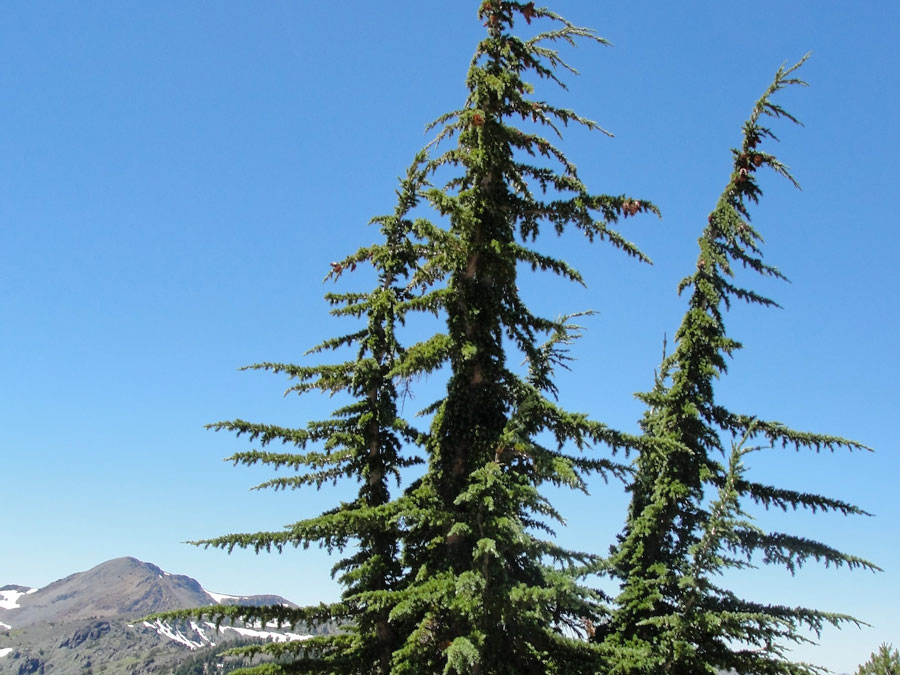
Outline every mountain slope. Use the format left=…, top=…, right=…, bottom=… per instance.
left=0, top=557, right=311, bottom=674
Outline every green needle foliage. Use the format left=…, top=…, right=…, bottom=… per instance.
left=857, top=643, right=900, bottom=675
left=599, top=57, right=878, bottom=675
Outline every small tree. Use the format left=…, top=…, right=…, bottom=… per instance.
left=600, top=57, right=877, bottom=675
left=857, top=644, right=900, bottom=675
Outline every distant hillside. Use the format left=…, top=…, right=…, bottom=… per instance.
left=0, top=557, right=318, bottom=674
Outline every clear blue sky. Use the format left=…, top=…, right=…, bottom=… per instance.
left=1, top=2, right=897, bottom=672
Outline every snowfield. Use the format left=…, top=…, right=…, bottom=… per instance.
left=0, top=588, right=36, bottom=610
left=139, top=619, right=312, bottom=651
left=204, top=589, right=243, bottom=604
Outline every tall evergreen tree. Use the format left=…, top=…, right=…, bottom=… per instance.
left=600, top=57, right=878, bottom=675
left=383, top=2, right=655, bottom=673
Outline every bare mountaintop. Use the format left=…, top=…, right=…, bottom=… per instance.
left=0, top=556, right=292, bottom=629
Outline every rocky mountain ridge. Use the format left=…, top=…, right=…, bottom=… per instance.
left=0, top=557, right=311, bottom=674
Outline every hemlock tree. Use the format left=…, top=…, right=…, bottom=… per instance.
left=383, top=2, right=655, bottom=672
left=599, top=58, right=877, bottom=675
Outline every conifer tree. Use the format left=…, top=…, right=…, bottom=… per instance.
left=599, top=57, right=877, bottom=675
left=383, top=2, right=654, bottom=672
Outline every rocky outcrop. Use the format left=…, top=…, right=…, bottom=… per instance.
left=57, top=620, right=110, bottom=649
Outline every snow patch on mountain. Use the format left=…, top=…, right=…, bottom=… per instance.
left=204, top=589, right=243, bottom=604
left=0, top=588, right=35, bottom=610
left=190, top=620, right=215, bottom=647
left=138, top=618, right=312, bottom=651
left=0, top=648, right=12, bottom=658
left=0, top=621, right=10, bottom=630
left=144, top=620, right=205, bottom=650
left=207, top=622, right=312, bottom=643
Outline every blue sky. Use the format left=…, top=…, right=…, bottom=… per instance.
left=1, top=2, right=897, bottom=671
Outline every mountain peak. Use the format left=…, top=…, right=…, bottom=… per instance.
left=0, top=557, right=213, bottom=628
left=0, top=558, right=305, bottom=674
left=0, top=557, right=296, bottom=630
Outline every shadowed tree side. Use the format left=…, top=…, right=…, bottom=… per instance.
left=599, top=56, right=878, bottom=675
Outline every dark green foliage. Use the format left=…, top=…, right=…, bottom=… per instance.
left=599, top=57, right=877, bottom=675
left=857, top=643, right=900, bottom=675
